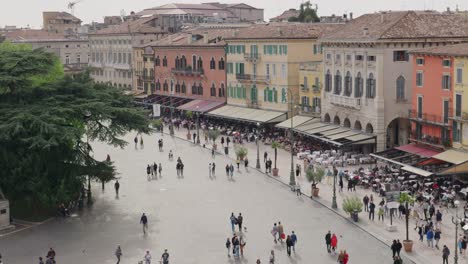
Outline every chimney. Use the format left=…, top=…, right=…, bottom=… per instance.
left=350, top=12, right=353, bottom=20
left=187, top=33, right=192, bottom=44
left=203, top=32, right=208, bottom=44
left=363, top=27, right=369, bottom=36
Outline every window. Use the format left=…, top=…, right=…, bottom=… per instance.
left=442, top=59, right=451, bottom=67
left=162, top=56, right=167, bottom=67
left=181, top=82, right=186, bottom=93
left=355, top=72, right=363, bottom=98
left=272, top=64, right=276, bottom=77
left=366, top=73, right=376, bottom=98
left=396, top=76, right=405, bottom=101
left=227, top=63, right=234, bottom=74
left=198, top=83, right=203, bottom=95
left=192, top=83, right=197, bottom=94
left=155, top=56, right=160, bottom=66
left=442, top=74, right=451, bottom=89
left=156, top=80, right=161, bottom=90
left=325, top=70, right=332, bottom=92
left=393, top=50, right=408, bottom=61
left=175, top=56, right=180, bottom=69
left=192, top=55, right=197, bottom=70
left=346, top=55, right=352, bottom=61
left=367, top=55, right=376, bottom=62
left=303, top=76, right=308, bottom=89
left=335, top=54, right=341, bottom=61
left=416, top=58, right=424, bottom=65
left=197, top=57, right=203, bottom=71
left=163, top=80, right=168, bottom=91
left=313, top=44, right=319, bottom=54
left=453, top=121, right=461, bottom=143
left=218, top=58, right=225, bottom=70
left=334, top=70, right=342, bottom=95
left=210, top=57, right=216, bottom=70
left=456, top=94, right=462, bottom=118
left=326, top=53, right=331, bottom=60
left=355, top=55, right=363, bottom=61
left=416, top=71, right=423, bottom=87
left=123, top=53, right=127, bottom=64
left=76, top=55, right=81, bottom=64
left=180, top=55, right=187, bottom=68
left=65, top=45, right=69, bottom=48
left=210, top=83, right=216, bottom=96
left=457, top=68, right=463, bottom=84
left=266, top=64, right=270, bottom=78
left=281, top=64, right=286, bottom=79
left=251, top=85, right=258, bottom=102
left=65, top=55, right=70, bottom=64
left=219, top=83, right=225, bottom=97
left=344, top=71, right=352, bottom=96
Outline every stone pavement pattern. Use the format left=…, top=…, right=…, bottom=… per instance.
left=0, top=132, right=406, bottom=264
left=176, top=128, right=464, bottom=264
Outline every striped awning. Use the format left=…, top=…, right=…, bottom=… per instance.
left=177, top=99, right=225, bottom=113
left=207, top=105, right=287, bottom=123
left=275, top=116, right=317, bottom=129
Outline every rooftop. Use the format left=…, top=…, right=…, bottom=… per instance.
left=43, top=11, right=81, bottom=23
left=319, top=11, right=468, bottom=42
left=137, top=3, right=236, bottom=18
left=146, top=27, right=238, bottom=47
left=224, top=22, right=344, bottom=40
left=411, top=42, right=468, bottom=56
left=3, top=29, right=69, bottom=42
left=270, top=9, right=300, bottom=22
left=91, top=16, right=165, bottom=35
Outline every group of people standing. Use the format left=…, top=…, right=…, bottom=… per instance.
left=324, top=231, right=349, bottom=264
left=146, top=163, right=162, bottom=180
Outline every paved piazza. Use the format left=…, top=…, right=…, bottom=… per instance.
left=0, top=133, right=407, bottom=264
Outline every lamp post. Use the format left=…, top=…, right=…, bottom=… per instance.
left=452, top=200, right=461, bottom=264
left=169, top=80, right=174, bottom=136
left=331, top=169, right=338, bottom=209
left=83, top=111, right=93, bottom=206
left=196, top=106, right=200, bottom=144
left=288, top=89, right=296, bottom=187
left=256, top=122, right=261, bottom=169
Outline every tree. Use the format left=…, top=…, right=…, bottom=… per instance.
left=271, top=141, right=281, bottom=169
left=289, top=1, right=319, bottom=23
left=0, top=43, right=149, bottom=219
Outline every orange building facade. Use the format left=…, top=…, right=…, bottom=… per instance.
left=409, top=51, right=454, bottom=149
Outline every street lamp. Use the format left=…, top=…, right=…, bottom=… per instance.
left=256, top=122, right=261, bottom=169
left=452, top=200, right=461, bottom=264
left=288, top=89, right=296, bottom=187
left=169, top=80, right=174, bottom=136
left=331, top=169, right=338, bottom=209
left=196, top=106, right=200, bottom=144
left=83, top=111, right=93, bottom=206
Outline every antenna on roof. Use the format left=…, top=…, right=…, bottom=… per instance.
left=67, top=0, right=84, bottom=15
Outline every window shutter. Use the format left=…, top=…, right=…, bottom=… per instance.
left=313, top=45, right=317, bottom=54
left=393, top=51, right=397, bottom=62
left=405, top=51, right=409, bottom=61
left=264, top=45, right=267, bottom=54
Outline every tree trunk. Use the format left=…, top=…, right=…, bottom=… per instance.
left=274, top=148, right=277, bottom=169
left=405, top=202, right=409, bottom=241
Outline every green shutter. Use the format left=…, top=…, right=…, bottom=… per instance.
left=284, top=45, right=287, bottom=55
left=313, top=45, right=317, bottom=54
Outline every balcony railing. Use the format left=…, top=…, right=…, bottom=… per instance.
left=243, top=53, right=261, bottom=62
left=171, top=67, right=204, bottom=76
left=236, top=74, right=270, bottom=84
left=409, top=131, right=451, bottom=148
left=408, top=109, right=450, bottom=126
left=328, top=94, right=361, bottom=110
left=300, top=84, right=309, bottom=92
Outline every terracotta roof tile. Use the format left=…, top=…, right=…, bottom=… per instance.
left=92, top=17, right=165, bottom=35
left=4, top=29, right=67, bottom=41
left=410, top=42, right=468, bottom=56
left=146, top=27, right=238, bottom=47
left=270, top=9, right=300, bottom=22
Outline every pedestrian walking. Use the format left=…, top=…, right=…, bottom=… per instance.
left=225, top=164, right=230, bottom=177
left=331, top=233, right=338, bottom=254
left=418, top=224, right=424, bottom=241
left=226, top=238, right=231, bottom=257
left=115, top=245, right=122, bottom=264
left=378, top=205, right=385, bottom=221
left=295, top=164, right=301, bottom=177
left=114, top=180, right=120, bottom=196
left=212, top=162, right=216, bottom=176
left=146, top=165, right=151, bottom=179
left=159, top=163, right=162, bottom=177
left=161, top=249, right=169, bottom=264
left=140, top=213, right=148, bottom=234
left=237, top=213, right=243, bottom=231
left=393, top=256, right=402, bottom=264
left=209, top=163, right=212, bottom=177
left=325, top=231, right=332, bottom=253
left=230, top=213, right=237, bottom=233
left=391, top=240, right=398, bottom=257
left=232, top=235, right=240, bottom=258
left=193, top=133, right=196, bottom=144
left=436, top=210, right=443, bottom=229
left=369, top=201, right=375, bottom=221
left=230, top=164, right=234, bottom=178
left=434, top=229, right=441, bottom=249
left=295, top=182, right=301, bottom=196
left=427, top=228, right=434, bottom=248
left=337, top=251, right=345, bottom=263
left=271, top=223, right=278, bottom=244
left=396, top=239, right=402, bottom=256
left=278, top=222, right=284, bottom=243
left=264, top=152, right=268, bottom=163
left=339, top=177, right=343, bottom=192
left=153, top=163, right=158, bottom=178
left=212, top=148, right=215, bottom=158
left=239, top=235, right=246, bottom=256
left=134, top=136, right=138, bottom=149
left=442, top=245, right=450, bottom=264
left=38, top=257, right=44, bottom=264
left=269, top=250, right=275, bottom=264
left=140, top=136, right=144, bottom=148
left=236, top=158, right=240, bottom=170
left=286, top=235, right=293, bottom=256
left=363, top=195, right=369, bottom=212
left=343, top=250, right=349, bottom=264
left=291, top=231, right=297, bottom=252
left=244, top=157, right=249, bottom=170
left=144, top=251, right=151, bottom=264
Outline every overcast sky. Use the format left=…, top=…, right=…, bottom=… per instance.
left=0, top=0, right=466, bottom=28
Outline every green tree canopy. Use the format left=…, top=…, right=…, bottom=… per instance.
left=0, top=43, right=149, bottom=219
left=288, top=1, right=320, bottom=23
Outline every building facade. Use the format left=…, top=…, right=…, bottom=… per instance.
left=225, top=23, right=341, bottom=115
left=299, top=61, right=322, bottom=116
left=42, top=11, right=81, bottom=35
left=454, top=53, right=468, bottom=148
left=319, top=11, right=468, bottom=151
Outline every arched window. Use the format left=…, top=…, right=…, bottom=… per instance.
left=251, top=85, right=258, bottom=102
left=150, top=83, right=155, bottom=94
left=219, top=83, right=225, bottom=97
left=325, top=70, right=332, bottom=92
left=143, top=68, right=148, bottom=78
left=156, top=79, right=161, bottom=90
left=354, top=120, right=362, bottom=130
left=343, top=118, right=351, bottom=128
left=396, top=76, right=405, bottom=101
left=175, top=56, right=180, bottom=69
left=191, top=83, right=197, bottom=94
left=162, top=56, right=167, bottom=67
left=324, top=113, right=331, bottom=123
left=366, top=73, right=376, bottom=98
left=198, top=83, right=203, bottom=95
left=365, top=123, right=374, bottom=134
left=192, top=55, right=197, bottom=70
left=175, top=82, right=180, bottom=93
left=210, top=83, right=216, bottom=96
left=218, top=57, right=225, bottom=70
left=155, top=56, right=160, bottom=66
left=181, top=55, right=187, bottom=68
left=355, top=72, right=363, bottom=98
left=163, top=80, right=168, bottom=91
left=197, top=57, right=203, bottom=71
left=333, top=116, right=340, bottom=125
left=181, top=82, right=186, bottom=93
left=334, top=70, right=342, bottom=95
left=210, top=57, right=216, bottom=70
left=344, top=71, right=352, bottom=96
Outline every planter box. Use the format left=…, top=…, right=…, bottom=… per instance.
left=403, top=240, right=413, bottom=252
left=187, top=133, right=192, bottom=140
left=312, top=187, right=320, bottom=197
left=272, top=168, right=279, bottom=176
left=351, top=212, right=359, bottom=222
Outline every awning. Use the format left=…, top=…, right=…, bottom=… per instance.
left=439, top=160, right=468, bottom=175
left=401, top=166, right=433, bottom=177
left=177, top=99, right=225, bottom=113
left=207, top=105, right=287, bottom=123
left=305, top=125, right=340, bottom=135
left=294, top=121, right=326, bottom=133
left=395, top=144, right=441, bottom=158
left=432, top=149, right=468, bottom=165
left=327, top=130, right=361, bottom=140
left=275, top=116, right=316, bottom=129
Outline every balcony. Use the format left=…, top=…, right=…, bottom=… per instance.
left=140, top=75, right=155, bottom=82
left=300, top=84, right=309, bottom=93
left=408, top=110, right=450, bottom=127
left=236, top=74, right=270, bottom=84
left=328, top=94, right=361, bottom=110
left=243, top=53, right=261, bottom=63
left=409, top=131, right=450, bottom=149
left=171, top=67, right=204, bottom=77
left=299, top=104, right=321, bottom=117
left=113, top=63, right=131, bottom=70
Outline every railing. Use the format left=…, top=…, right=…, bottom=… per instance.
left=64, top=63, right=88, bottom=71
left=408, top=109, right=450, bottom=126
left=236, top=74, right=270, bottom=84
left=328, top=94, right=361, bottom=109
left=300, top=84, right=309, bottom=92
left=409, top=131, right=451, bottom=148
left=243, top=53, right=261, bottom=62
left=171, top=67, right=204, bottom=76
left=299, top=104, right=321, bottom=116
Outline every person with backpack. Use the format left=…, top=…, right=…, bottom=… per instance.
left=225, top=238, right=231, bottom=257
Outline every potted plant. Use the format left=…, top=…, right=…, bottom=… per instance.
left=342, top=196, right=363, bottom=222
left=151, top=119, right=163, bottom=134
left=235, top=146, right=248, bottom=161
left=208, top=129, right=221, bottom=150
left=306, top=167, right=325, bottom=197
left=271, top=141, right=281, bottom=176
left=185, top=111, right=193, bottom=140
left=399, top=192, right=415, bottom=252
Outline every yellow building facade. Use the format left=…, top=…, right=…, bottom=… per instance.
left=133, top=46, right=156, bottom=94
left=452, top=55, right=468, bottom=149
left=224, top=24, right=338, bottom=116
left=298, top=61, right=322, bottom=116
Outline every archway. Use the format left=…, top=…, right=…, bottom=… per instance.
left=343, top=118, right=351, bottom=128
left=333, top=116, right=340, bottom=125
left=386, top=117, right=411, bottom=148
left=324, top=113, right=331, bottom=123
left=365, top=123, right=374, bottom=134
left=354, top=121, right=362, bottom=130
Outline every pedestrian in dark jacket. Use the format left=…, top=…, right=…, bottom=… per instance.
left=286, top=235, right=293, bottom=256
left=369, top=201, right=375, bottom=221
left=325, top=231, right=332, bottom=253
left=396, top=239, right=402, bottom=256
left=442, top=245, right=450, bottom=264
left=391, top=240, right=398, bottom=257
